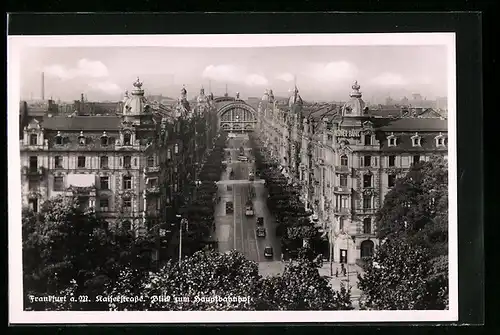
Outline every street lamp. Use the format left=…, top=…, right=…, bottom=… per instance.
left=176, top=214, right=189, bottom=265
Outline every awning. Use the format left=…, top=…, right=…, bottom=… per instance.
left=66, top=174, right=95, bottom=188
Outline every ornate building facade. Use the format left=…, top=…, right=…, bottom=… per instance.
left=20, top=79, right=218, bottom=240
left=258, top=81, right=448, bottom=264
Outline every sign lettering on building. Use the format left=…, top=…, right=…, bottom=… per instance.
left=334, top=129, right=361, bottom=138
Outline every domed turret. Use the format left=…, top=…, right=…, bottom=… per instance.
left=197, top=87, right=208, bottom=104
left=289, top=86, right=303, bottom=107
left=122, top=77, right=147, bottom=115
left=341, top=80, right=366, bottom=116
left=262, top=89, right=269, bottom=101
left=180, top=86, right=187, bottom=101
left=268, top=89, right=275, bottom=103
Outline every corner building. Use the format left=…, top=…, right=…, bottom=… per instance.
left=258, top=81, right=448, bottom=264
left=20, top=78, right=218, bottom=238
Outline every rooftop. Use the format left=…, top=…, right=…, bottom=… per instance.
left=41, top=115, right=122, bottom=131
left=375, top=118, right=448, bottom=132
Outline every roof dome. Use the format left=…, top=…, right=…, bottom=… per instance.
left=122, top=78, right=147, bottom=114
left=342, top=80, right=366, bottom=116
left=288, top=86, right=303, bottom=107
left=197, top=87, right=208, bottom=103
left=262, top=89, right=270, bottom=101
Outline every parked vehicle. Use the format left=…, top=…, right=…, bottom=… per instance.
left=256, top=227, right=266, bottom=237
left=238, top=155, right=248, bottom=162
left=257, top=217, right=264, bottom=225
left=264, top=246, right=274, bottom=258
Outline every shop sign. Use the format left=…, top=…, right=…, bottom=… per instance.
left=334, top=129, right=361, bottom=137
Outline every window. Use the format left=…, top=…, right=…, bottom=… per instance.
left=363, top=218, right=372, bottom=234
left=100, top=156, right=108, bottom=169
left=388, top=155, right=396, bottom=167
left=53, top=176, right=64, bottom=191
left=123, top=176, right=132, bottom=189
left=123, top=133, right=131, bottom=146
left=30, top=134, right=38, bottom=145
left=339, top=217, right=345, bottom=232
left=77, top=156, right=86, bottom=168
left=339, top=174, right=348, bottom=187
left=388, top=174, right=396, bottom=188
left=341, top=196, right=349, bottom=209
left=28, top=198, right=38, bottom=213
left=364, top=134, right=372, bottom=146
left=123, top=156, right=132, bottom=168
left=412, top=134, right=421, bottom=147
left=54, top=156, right=63, bottom=168
left=149, top=178, right=158, bottom=187
left=364, top=155, right=371, bottom=167
left=123, top=199, right=132, bottom=212
left=122, top=219, right=131, bottom=229
left=101, top=136, right=109, bottom=146
left=78, top=134, right=86, bottom=145
left=147, top=156, right=155, bottom=167
left=99, top=198, right=109, bottom=212
left=413, top=155, right=420, bottom=164
left=28, top=178, right=39, bottom=190
left=388, top=138, right=396, bottom=146
left=340, top=155, right=348, bottom=166
left=55, top=135, right=63, bottom=145
left=436, top=137, right=444, bottom=146
left=363, top=174, right=372, bottom=188
left=29, top=156, right=38, bottom=171
left=100, top=176, right=109, bottom=190
left=363, top=195, right=372, bottom=209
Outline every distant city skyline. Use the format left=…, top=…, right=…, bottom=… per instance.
left=19, top=45, right=448, bottom=103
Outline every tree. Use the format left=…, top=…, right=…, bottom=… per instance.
left=357, top=239, right=447, bottom=310
left=376, top=156, right=448, bottom=260
left=359, top=156, right=449, bottom=309
left=22, top=195, right=154, bottom=311
left=108, top=250, right=261, bottom=311
left=256, top=258, right=353, bottom=310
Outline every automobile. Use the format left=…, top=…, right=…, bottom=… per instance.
left=256, top=227, right=266, bottom=237
left=257, top=217, right=264, bottom=225
left=226, top=201, right=234, bottom=214
left=248, top=172, right=255, bottom=181
left=238, top=155, right=248, bottom=162
left=264, top=246, right=274, bottom=258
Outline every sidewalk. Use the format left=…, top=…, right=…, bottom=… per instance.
left=317, top=263, right=363, bottom=301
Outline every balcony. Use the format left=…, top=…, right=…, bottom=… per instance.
left=22, top=166, right=47, bottom=178
left=335, top=166, right=350, bottom=174
left=144, top=166, right=161, bottom=174
left=145, top=186, right=161, bottom=195
left=334, top=208, right=351, bottom=215
left=358, top=207, right=376, bottom=214
left=333, top=186, right=351, bottom=194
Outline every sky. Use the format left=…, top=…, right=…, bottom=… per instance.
left=19, top=45, right=448, bottom=103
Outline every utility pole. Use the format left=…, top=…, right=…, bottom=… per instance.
left=177, top=214, right=183, bottom=265
left=330, top=220, right=333, bottom=276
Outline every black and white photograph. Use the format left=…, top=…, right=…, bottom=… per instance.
left=8, top=33, right=457, bottom=323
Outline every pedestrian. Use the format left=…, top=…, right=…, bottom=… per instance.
left=335, top=268, right=338, bottom=278
left=343, top=266, right=347, bottom=277
left=281, top=253, right=284, bottom=262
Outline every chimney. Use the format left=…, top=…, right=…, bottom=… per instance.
left=41, top=72, right=45, bottom=100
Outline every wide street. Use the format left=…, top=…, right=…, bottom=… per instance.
left=214, top=133, right=282, bottom=267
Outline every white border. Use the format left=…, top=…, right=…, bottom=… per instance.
left=8, top=33, right=457, bottom=324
